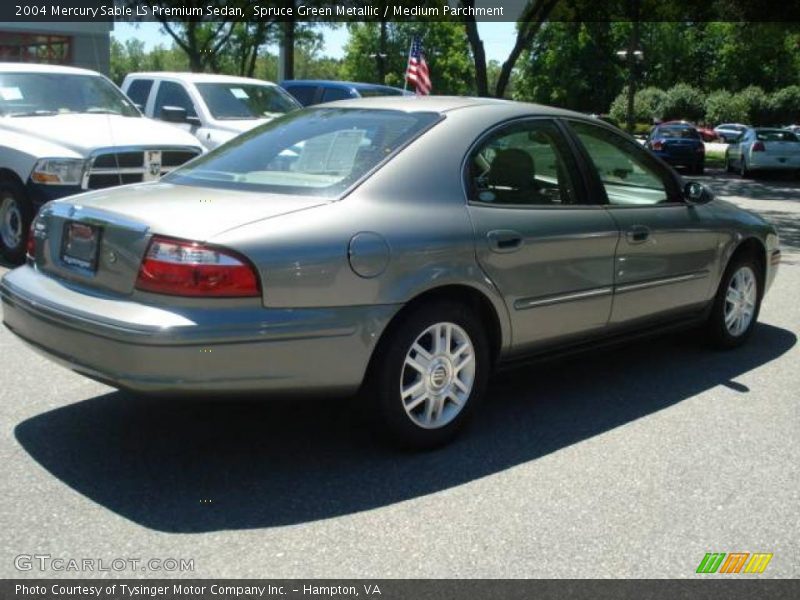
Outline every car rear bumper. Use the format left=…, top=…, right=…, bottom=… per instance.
left=1, top=266, right=398, bottom=395
left=748, top=155, right=800, bottom=170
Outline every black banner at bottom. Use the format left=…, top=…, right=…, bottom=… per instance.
left=3, top=579, right=800, bottom=600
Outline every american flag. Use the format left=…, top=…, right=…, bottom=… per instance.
left=405, top=36, right=431, bottom=96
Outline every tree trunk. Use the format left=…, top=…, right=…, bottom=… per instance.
left=462, top=4, right=488, bottom=96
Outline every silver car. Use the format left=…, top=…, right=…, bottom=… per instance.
left=1, top=97, right=781, bottom=448
left=725, top=127, right=800, bottom=177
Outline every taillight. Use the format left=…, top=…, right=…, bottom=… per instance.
left=136, top=236, right=260, bottom=297
left=25, top=221, right=36, bottom=262
left=652, top=140, right=663, bottom=151
left=752, top=141, right=765, bottom=152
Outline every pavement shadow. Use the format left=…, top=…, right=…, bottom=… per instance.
left=699, top=169, right=800, bottom=202
left=14, top=323, right=795, bottom=533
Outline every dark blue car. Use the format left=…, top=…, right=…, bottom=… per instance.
left=646, top=123, right=706, bottom=174
left=280, top=80, right=410, bottom=106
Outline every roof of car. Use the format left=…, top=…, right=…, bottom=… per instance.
left=281, top=79, right=404, bottom=91
left=126, top=72, right=280, bottom=86
left=306, top=95, right=592, bottom=119
left=0, top=62, right=101, bottom=76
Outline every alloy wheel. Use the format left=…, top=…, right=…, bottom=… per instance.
left=724, top=266, right=757, bottom=337
left=400, top=322, right=476, bottom=429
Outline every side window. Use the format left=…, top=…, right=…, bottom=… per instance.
left=467, top=119, right=582, bottom=206
left=153, top=81, right=197, bottom=118
left=125, top=79, right=153, bottom=109
left=569, top=121, right=675, bottom=206
left=321, top=87, right=353, bottom=103
left=285, top=85, right=316, bottom=106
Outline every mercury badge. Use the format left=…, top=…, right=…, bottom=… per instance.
left=143, top=150, right=162, bottom=181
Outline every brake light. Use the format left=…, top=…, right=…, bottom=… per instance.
left=752, top=141, right=765, bottom=152
left=136, top=236, right=260, bottom=297
left=25, top=222, right=35, bottom=262
left=652, top=140, right=663, bottom=151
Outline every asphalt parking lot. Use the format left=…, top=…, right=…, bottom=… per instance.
left=0, top=168, right=798, bottom=579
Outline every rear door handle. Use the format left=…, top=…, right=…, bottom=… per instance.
left=487, top=229, right=523, bottom=253
left=626, top=225, right=650, bottom=244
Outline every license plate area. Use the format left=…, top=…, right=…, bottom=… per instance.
left=61, top=221, right=100, bottom=271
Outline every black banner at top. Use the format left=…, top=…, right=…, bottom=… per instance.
left=2, top=0, right=800, bottom=23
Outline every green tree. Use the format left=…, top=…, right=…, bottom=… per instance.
left=769, top=86, right=800, bottom=125
left=342, top=22, right=473, bottom=95
left=513, top=22, right=622, bottom=111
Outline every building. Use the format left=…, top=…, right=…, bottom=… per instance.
left=0, top=22, right=113, bottom=75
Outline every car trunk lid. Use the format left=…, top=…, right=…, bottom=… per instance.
left=33, top=182, right=328, bottom=295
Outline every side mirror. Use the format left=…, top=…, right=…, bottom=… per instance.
left=160, top=105, right=188, bottom=123
left=684, top=181, right=713, bottom=204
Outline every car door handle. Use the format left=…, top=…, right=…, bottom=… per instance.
left=626, top=225, right=650, bottom=244
left=487, top=230, right=523, bottom=253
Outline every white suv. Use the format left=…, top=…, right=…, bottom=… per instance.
left=0, top=63, right=203, bottom=262
left=121, top=72, right=301, bottom=151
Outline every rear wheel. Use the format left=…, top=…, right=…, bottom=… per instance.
left=739, top=155, right=750, bottom=178
left=364, top=301, right=489, bottom=449
left=0, top=179, right=32, bottom=265
left=706, top=254, right=762, bottom=349
left=725, top=154, right=733, bottom=173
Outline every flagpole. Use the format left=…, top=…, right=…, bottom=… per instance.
left=402, top=37, right=414, bottom=92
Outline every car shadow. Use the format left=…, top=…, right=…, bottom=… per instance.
left=14, top=323, right=795, bottom=533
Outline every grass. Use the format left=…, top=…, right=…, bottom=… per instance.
left=704, top=144, right=727, bottom=168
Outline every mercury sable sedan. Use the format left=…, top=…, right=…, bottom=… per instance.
left=0, top=97, right=781, bottom=448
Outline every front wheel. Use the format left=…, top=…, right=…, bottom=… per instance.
left=0, top=179, right=32, bottom=265
left=364, top=301, right=489, bottom=449
left=706, top=255, right=762, bottom=349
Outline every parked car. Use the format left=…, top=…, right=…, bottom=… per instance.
left=645, top=123, right=706, bottom=174
left=661, top=120, right=718, bottom=143
left=1, top=97, right=780, bottom=448
left=122, top=72, right=301, bottom=150
left=783, top=125, right=800, bottom=134
left=0, top=63, right=203, bottom=263
left=281, top=80, right=411, bottom=106
left=714, top=123, right=749, bottom=143
left=725, top=127, right=800, bottom=177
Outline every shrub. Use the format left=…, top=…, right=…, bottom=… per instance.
left=734, top=86, right=770, bottom=126
left=705, top=90, right=748, bottom=125
left=768, top=85, right=800, bottom=125
left=608, top=86, right=666, bottom=125
left=659, top=84, right=706, bottom=122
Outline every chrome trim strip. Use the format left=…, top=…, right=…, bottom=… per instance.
left=615, top=271, right=709, bottom=293
left=515, top=286, right=613, bottom=310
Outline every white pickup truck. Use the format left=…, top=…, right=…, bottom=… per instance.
left=0, top=63, right=203, bottom=263
left=121, top=72, right=301, bottom=151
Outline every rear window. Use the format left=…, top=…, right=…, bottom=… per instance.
left=755, top=130, right=798, bottom=142
left=659, top=127, right=700, bottom=139
left=165, top=107, right=440, bottom=197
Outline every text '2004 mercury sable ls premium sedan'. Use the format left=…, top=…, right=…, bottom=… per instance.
left=0, top=97, right=781, bottom=448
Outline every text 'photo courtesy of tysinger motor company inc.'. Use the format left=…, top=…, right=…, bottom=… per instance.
left=0, top=1, right=798, bottom=599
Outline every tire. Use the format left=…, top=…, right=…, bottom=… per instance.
left=725, top=155, right=733, bottom=173
left=739, top=155, right=749, bottom=178
left=0, top=178, right=33, bottom=265
left=363, top=300, right=489, bottom=449
left=694, top=161, right=705, bottom=176
left=706, top=253, right=762, bottom=349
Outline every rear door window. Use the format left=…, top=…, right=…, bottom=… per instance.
left=125, top=79, right=153, bottom=110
